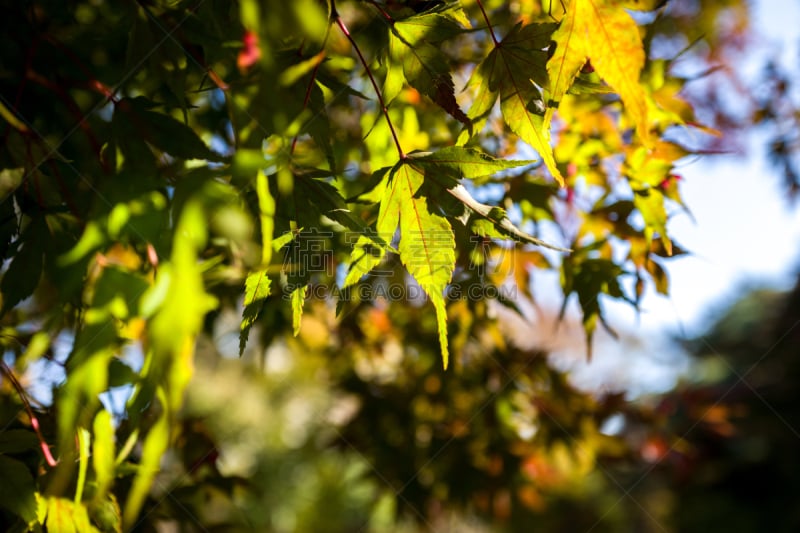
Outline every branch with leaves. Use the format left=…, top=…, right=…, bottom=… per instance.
left=0, top=0, right=757, bottom=529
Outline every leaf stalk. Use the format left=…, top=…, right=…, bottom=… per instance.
left=332, top=0, right=405, bottom=159
left=475, top=0, right=500, bottom=46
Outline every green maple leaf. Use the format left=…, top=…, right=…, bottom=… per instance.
left=457, top=23, right=563, bottom=185
left=345, top=159, right=455, bottom=368
left=560, top=255, right=631, bottom=359
left=409, top=147, right=569, bottom=250
left=385, top=12, right=469, bottom=126
left=408, top=146, right=535, bottom=183
left=291, top=284, right=309, bottom=337
left=345, top=148, right=572, bottom=368
left=239, top=270, right=272, bottom=355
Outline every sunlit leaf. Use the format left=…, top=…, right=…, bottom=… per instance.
left=460, top=23, right=563, bottom=184
left=256, top=169, right=276, bottom=264
left=633, top=187, right=672, bottom=255
left=387, top=12, right=469, bottom=126
left=92, top=410, right=116, bottom=504
left=394, top=163, right=454, bottom=368
left=75, top=428, right=91, bottom=505
left=547, top=0, right=650, bottom=144
left=408, top=146, right=535, bottom=182
left=291, top=284, right=309, bottom=336
left=354, top=160, right=455, bottom=367
left=44, top=496, right=101, bottom=533
left=240, top=269, right=272, bottom=355
left=123, top=390, right=169, bottom=530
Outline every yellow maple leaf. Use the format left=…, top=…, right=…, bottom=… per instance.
left=546, top=0, right=651, bottom=145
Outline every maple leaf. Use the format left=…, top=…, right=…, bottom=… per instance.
left=345, top=147, right=571, bottom=368
left=345, top=160, right=455, bottom=368
left=291, top=284, right=309, bottom=336
left=239, top=270, right=271, bottom=356
left=408, top=146, right=536, bottom=183
left=239, top=170, right=276, bottom=355
left=546, top=0, right=651, bottom=144
left=386, top=13, right=469, bottom=126
left=447, top=185, right=569, bottom=251
left=458, top=23, right=564, bottom=185
left=560, top=255, right=631, bottom=359
left=633, top=187, right=671, bottom=255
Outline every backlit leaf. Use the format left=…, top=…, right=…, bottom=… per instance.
left=123, top=390, right=170, bottom=530
left=546, top=0, right=650, bottom=144
left=240, top=269, right=272, bottom=355
left=44, top=496, right=101, bottom=533
left=291, top=284, right=309, bottom=336
left=352, top=160, right=455, bottom=368
left=394, top=163, right=454, bottom=369
left=92, top=410, right=116, bottom=504
left=409, top=146, right=535, bottom=182
left=387, top=13, right=469, bottom=126
left=256, top=169, right=276, bottom=264
left=447, top=185, right=569, bottom=251
left=633, top=187, right=672, bottom=255
left=460, top=23, right=564, bottom=184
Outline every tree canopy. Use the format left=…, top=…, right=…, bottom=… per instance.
left=0, top=0, right=796, bottom=531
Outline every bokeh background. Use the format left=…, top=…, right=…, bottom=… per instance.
left=2, top=0, right=800, bottom=531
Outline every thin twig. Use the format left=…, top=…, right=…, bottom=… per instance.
left=291, top=44, right=328, bottom=155
left=331, top=0, right=405, bottom=159
left=0, top=360, right=58, bottom=467
left=475, top=0, right=499, bottom=46
left=367, top=0, right=394, bottom=23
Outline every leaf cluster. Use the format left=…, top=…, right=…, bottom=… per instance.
left=0, top=0, right=766, bottom=529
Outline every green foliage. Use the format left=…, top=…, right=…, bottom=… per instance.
left=0, top=0, right=784, bottom=530
left=458, top=21, right=562, bottom=183
left=0, top=455, right=38, bottom=525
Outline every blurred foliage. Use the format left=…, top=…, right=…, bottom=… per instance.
left=0, top=0, right=797, bottom=531
left=637, top=283, right=800, bottom=532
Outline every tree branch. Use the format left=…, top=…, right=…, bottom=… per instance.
left=332, top=0, right=405, bottom=159
left=0, top=361, right=58, bottom=467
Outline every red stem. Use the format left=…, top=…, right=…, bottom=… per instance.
left=41, top=34, right=118, bottom=103
left=332, top=1, right=405, bottom=159
left=367, top=0, right=394, bottom=23
left=291, top=51, right=327, bottom=155
left=0, top=361, right=58, bottom=467
left=24, top=69, right=110, bottom=174
left=475, top=0, right=499, bottom=46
